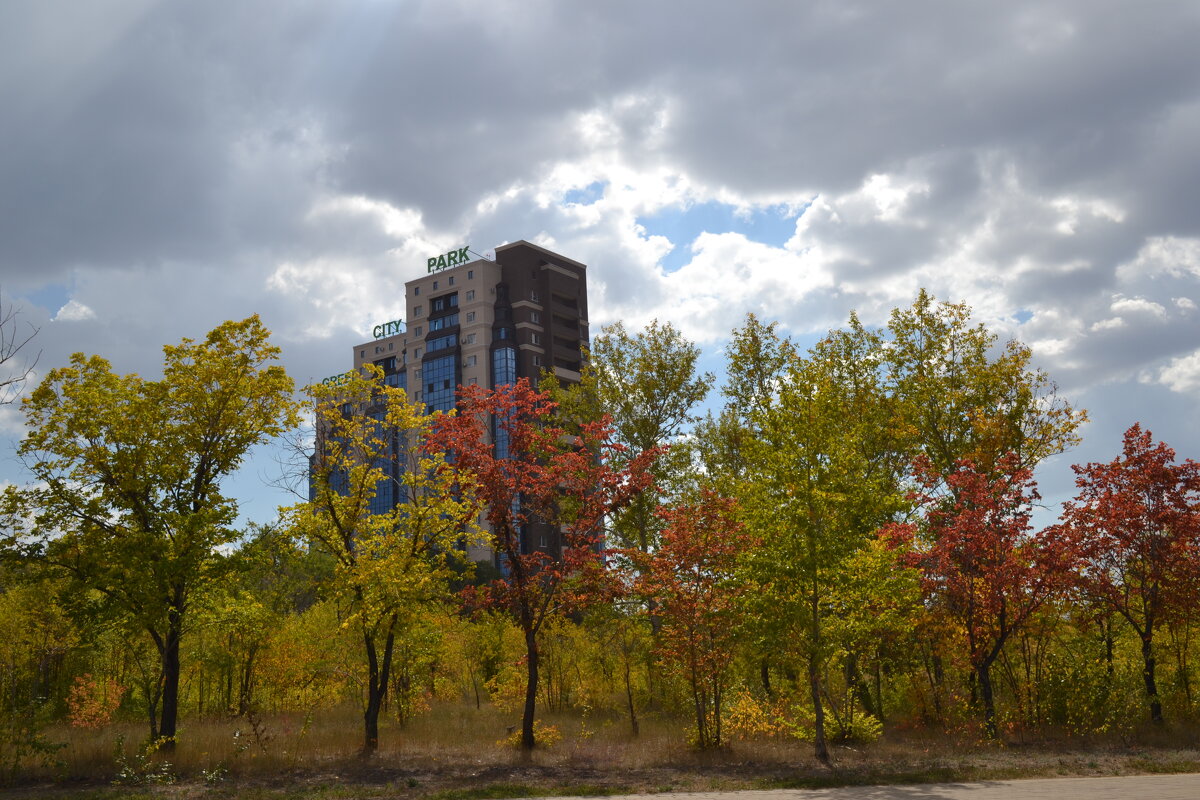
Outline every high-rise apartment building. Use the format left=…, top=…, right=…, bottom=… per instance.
left=339, top=240, right=589, bottom=564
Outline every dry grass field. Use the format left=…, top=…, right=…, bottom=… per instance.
left=7, top=702, right=1200, bottom=799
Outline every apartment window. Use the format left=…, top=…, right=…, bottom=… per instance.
left=531, top=333, right=541, bottom=345
left=415, top=348, right=422, bottom=359
left=388, top=342, right=393, bottom=350
left=433, top=281, right=439, bottom=290
left=359, top=349, right=365, bottom=358
left=448, top=276, right=455, bottom=286
left=531, top=291, right=539, bottom=302
left=464, top=333, right=476, bottom=345
left=468, top=269, right=474, bottom=279
left=374, top=345, right=381, bottom=354
left=464, top=355, right=477, bottom=367
left=466, top=290, right=475, bottom=301
left=466, top=311, right=476, bottom=322
left=413, top=305, right=423, bottom=317
left=492, top=347, right=517, bottom=387
left=414, top=326, right=422, bottom=336
left=424, top=354, right=457, bottom=412
left=533, top=355, right=542, bottom=366
left=468, top=377, right=477, bottom=385
left=531, top=311, right=540, bottom=323
left=449, top=294, right=458, bottom=307
left=427, top=334, right=456, bottom=353
left=414, top=286, right=420, bottom=296
left=429, top=313, right=459, bottom=332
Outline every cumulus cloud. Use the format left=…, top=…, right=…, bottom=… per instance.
left=1154, top=350, right=1200, bottom=394
left=53, top=300, right=95, bottom=322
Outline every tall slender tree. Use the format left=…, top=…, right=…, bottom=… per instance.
left=286, top=365, right=484, bottom=753
left=740, top=321, right=904, bottom=763
left=628, top=489, right=756, bottom=748
left=426, top=379, right=657, bottom=751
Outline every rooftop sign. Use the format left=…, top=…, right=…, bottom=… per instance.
left=428, top=246, right=470, bottom=273
left=373, top=319, right=404, bottom=339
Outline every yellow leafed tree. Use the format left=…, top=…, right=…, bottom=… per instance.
left=284, top=365, right=484, bottom=753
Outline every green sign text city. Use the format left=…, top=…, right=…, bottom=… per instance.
left=373, top=319, right=405, bottom=339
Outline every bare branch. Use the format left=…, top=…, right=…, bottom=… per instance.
left=0, top=289, right=40, bottom=405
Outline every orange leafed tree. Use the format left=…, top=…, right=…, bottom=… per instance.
left=884, top=453, right=1070, bottom=738
left=425, top=378, right=658, bottom=750
left=628, top=489, right=757, bottom=748
left=1057, top=423, right=1200, bottom=724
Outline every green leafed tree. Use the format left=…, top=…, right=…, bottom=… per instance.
left=1, top=316, right=298, bottom=749
left=885, top=289, right=1086, bottom=481
left=738, top=318, right=907, bottom=763
left=283, top=365, right=485, bottom=754
left=545, top=319, right=711, bottom=554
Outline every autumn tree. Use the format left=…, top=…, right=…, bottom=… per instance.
left=285, top=365, right=484, bottom=753
left=740, top=320, right=904, bottom=762
left=628, top=489, right=756, bottom=748
left=1058, top=424, right=1200, bottom=724
left=425, top=379, right=657, bottom=751
left=885, top=289, right=1086, bottom=481
left=695, top=313, right=794, bottom=493
left=884, top=454, right=1068, bottom=738
left=545, top=319, right=710, bottom=554
left=0, top=316, right=297, bottom=748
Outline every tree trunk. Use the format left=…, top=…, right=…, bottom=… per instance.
left=363, top=633, right=381, bottom=753
left=521, top=627, right=539, bottom=751
left=760, top=659, right=773, bottom=698
left=1103, top=617, right=1114, bottom=677
left=847, top=653, right=878, bottom=719
left=1142, top=633, right=1164, bottom=724
left=978, top=660, right=997, bottom=739
left=158, top=620, right=182, bottom=751
left=237, top=646, right=258, bottom=716
left=809, top=587, right=828, bottom=764
left=623, top=655, right=639, bottom=736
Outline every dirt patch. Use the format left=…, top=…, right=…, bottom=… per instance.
left=7, top=740, right=1200, bottom=799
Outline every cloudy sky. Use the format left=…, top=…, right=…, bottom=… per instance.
left=2, top=0, right=1199, bottom=526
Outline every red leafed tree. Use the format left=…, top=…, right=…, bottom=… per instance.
left=628, top=489, right=757, bottom=748
left=1057, top=423, right=1200, bottom=724
left=425, top=378, right=658, bottom=750
left=883, top=453, right=1068, bottom=738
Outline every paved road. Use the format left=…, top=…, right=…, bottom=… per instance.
left=548, top=774, right=1200, bottom=800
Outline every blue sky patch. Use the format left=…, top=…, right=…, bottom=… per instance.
left=564, top=181, right=607, bottom=206
left=22, top=283, right=71, bottom=316
left=637, top=201, right=806, bottom=272
left=1014, top=309, right=1033, bottom=324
